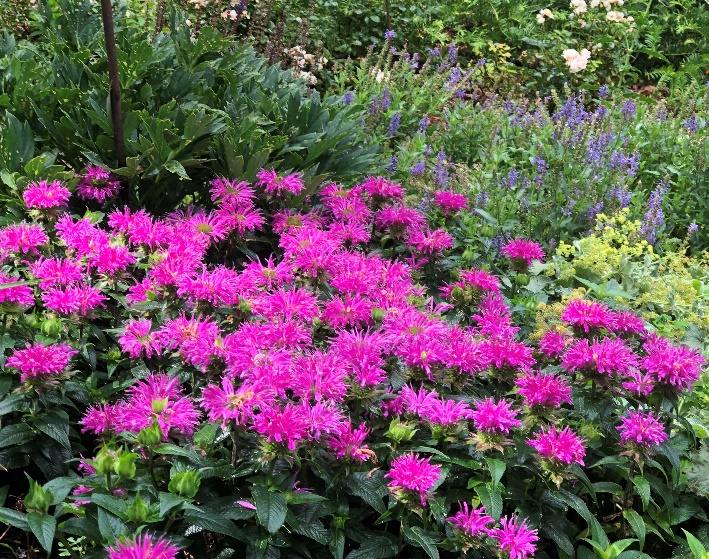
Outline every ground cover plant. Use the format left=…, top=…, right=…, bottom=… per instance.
left=0, top=169, right=708, bottom=559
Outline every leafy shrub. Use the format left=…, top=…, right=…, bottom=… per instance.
left=0, top=2, right=380, bottom=213
left=0, top=170, right=707, bottom=558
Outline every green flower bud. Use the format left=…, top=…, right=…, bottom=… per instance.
left=125, top=494, right=152, bottom=523
left=41, top=317, right=62, bottom=337
left=168, top=470, right=201, bottom=499
left=386, top=417, right=417, bottom=443
left=93, top=445, right=117, bottom=476
left=114, top=452, right=138, bottom=480
left=137, top=422, right=163, bottom=447
left=24, top=477, right=53, bottom=514
left=151, top=397, right=169, bottom=414
left=515, top=273, right=531, bottom=286
left=371, top=307, right=385, bottom=322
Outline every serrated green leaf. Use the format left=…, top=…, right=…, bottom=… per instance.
left=344, top=472, right=387, bottom=514
left=253, top=485, right=287, bottom=534
left=623, top=510, right=645, bottom=551
left=159, top=492, right=185, bottom=517
left=0, top=423, right=34, bottom=448
left=34, top=413, right=71, bottom=450
left=403, top=526, right=439, bottom=559
left=631, top=477, right=651, bottom=511
left=184, top=509, right=246, bottom=541
left=97, top=507, right=125, bottom=541
left=346, top=536, right=398, bottom=559
left=485, top=458, right=506, bottom=486
left=683, top=529, right=709, bottom=559
left=27, top=512, right=55, bottom=553
left=558, top=489, right=609, bottom=549
left=0, top=507, right=29, bottom=530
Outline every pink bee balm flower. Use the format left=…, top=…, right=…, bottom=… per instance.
left=0, top=272, right=34, bottom=308
left=489, top=515, right=539, bottom=559
left=107, top=534, right=179, bottom=559
left=0, top=222, right=49, bottom=256
left=562, top=337, right=638, bottom=376
left=41, top=284, right=107, bottom=315
left=360, top=176, right=405, bottom=201
left=201, top=379, right=266, bottom=427
left=252, top=402, right=310, bottom=450
left=121, top=374, right=200, bottom=438
left=79, top=403, right=123, bottom=434
left=447, top=501, right=494, bottom=538
left=76, top=165, right=122, bottom=203
left=470, top=397, right=521, bottom=435
left=118, top=319, right=163, bottom=359
left=433, top=190, right=469, bottom=214
left=641, top=335, right=706, bottom=391
left=561, top=299, right=614, bottom=333
left=500, top=238, right=545, bottom=266
left=23, top=180, right=71, bottom=209
left=29, top=257, right=84, bottom=289
left=538, top=330, right=569, bottom=358
left=515, top=371, right=572, bottom=408
left=7, top=342, right=77, bottom=383
left=611, top=310, right=646, bottom=335
left=407, top=227, right=453, bottom=256
left=210, top=176, right=256, bottom=204
left=528, top=425, right=586, bottom=466
left=385, top=453, right=441, bottom=506
left=256, top=168, right=304, bottom=196
left=328, top=421, right=373, bottom=462
left=622, top=370, right=655, bottom=397
left=617, top=411, right=668, bottom=448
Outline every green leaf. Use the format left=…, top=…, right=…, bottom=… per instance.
left=97, top=507, right=125, bottom=541
left=631, top=477, right=651, bottom=511
left=184, top=509, right=246, bottom=541
left=27, top=512, right=55, bottom=553
left=159, top=492, right=185, bottom=517
left=476, top=484, right=503, bottom=520
left=252, top=485, right=287, bottom=534
left=346, top=536, right=398, bottom=559
left=0, top=423, right=34, bottom=448
left=623, top=510, right=645, bottom=551
left=91, top=493, right=129, bottom=518
left=0, top=507, right=29, bottom=530
left=164, top=159, right=190, bottom=180
left=485, top=458, right=506, bottom=486
left=403, top=526, right=439, bottom=559
left=557, top=489, right=609, bottom=548
left=34, top=412, right=71, bottom=450
left=0, top=394, right=24, bottom=416
left=683, top=529, right=709, bottom=559
left=344, top=472, right=387, bottom=514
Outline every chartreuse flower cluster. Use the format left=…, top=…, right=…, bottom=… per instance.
left=0, top=170, right=706, bottom=558
left=550, top=209, right=709, bottom=339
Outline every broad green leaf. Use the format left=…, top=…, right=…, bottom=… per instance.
left=403, top=526, right=439, bottom=559
left=34, top=413, right=71, bottom=450
left=485, top=458, right=506, bottom=486
left=91, top=493, right=130, bottom=518
left=159, top=492, right=185, bottom=517
left=623, top=510, right=645, bottom=551
left=476, top=484, right=503, bottom=520
left=0, top=423, right=34, bottom=448
left=346, top=536, right=398, bottom=559
left=27, top=512, right=55, bottom=553
left=97, top=507, right=125, bottom=541
left=252, top=485, right=287, bottom=534
left=683, top=529, right=709, bottom=559
left=344, top=472, right=387, bottom=514
left=0, top=507, right=29, bottom=530
left=184, top=510, right=246, bottom=541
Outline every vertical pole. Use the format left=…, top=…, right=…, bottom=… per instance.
left=100, top=0, right=126, bottom=168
